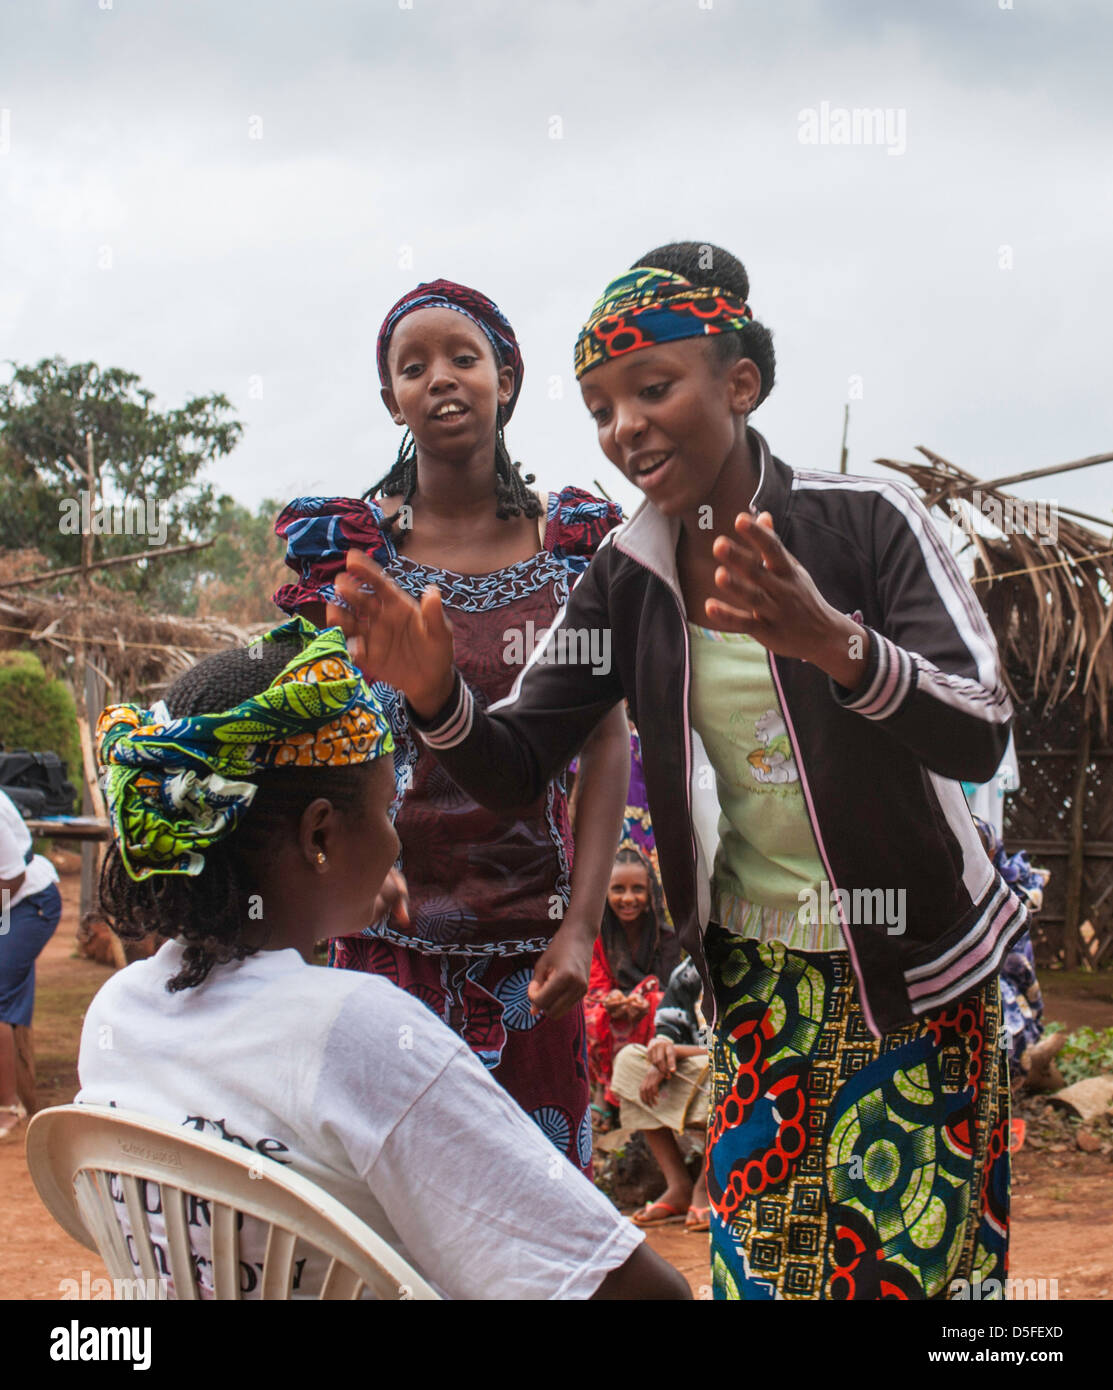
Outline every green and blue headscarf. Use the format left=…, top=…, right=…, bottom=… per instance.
left=96, top=616, right=393, bottom=881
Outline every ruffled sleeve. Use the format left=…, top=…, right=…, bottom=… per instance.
left=544, top=485, right=624, bottom=579
left=273, top=496, right=393, bottom=615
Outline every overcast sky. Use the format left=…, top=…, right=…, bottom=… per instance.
left=2, top=0, right=1111, bottom=536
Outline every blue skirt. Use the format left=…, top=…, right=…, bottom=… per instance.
left=0, top=883, right=63, bottom=1027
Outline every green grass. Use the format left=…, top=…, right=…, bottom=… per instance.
left=1043, top=1023, right=1113, bottom=1086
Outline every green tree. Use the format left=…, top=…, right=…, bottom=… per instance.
left=185, top=496, right=292, bottom=624
left=0, top=357, right=242, bottom=607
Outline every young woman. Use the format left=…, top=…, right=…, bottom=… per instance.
left=273, top=280, right=628, bottom=1176
left=0, top=788, right=62, bottom=1138
left=328, top=242, right=1027, bottom=1302
left=78, top=619, right=685, bottom=1301
left=586, top=846, right=680, bottom=1127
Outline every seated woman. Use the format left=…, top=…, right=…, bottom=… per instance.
left=77, top=618, right=686, bottom=1302
left=612, top=958, right=711, bottom=1231
left=586, top=846, right=681, bottom=1129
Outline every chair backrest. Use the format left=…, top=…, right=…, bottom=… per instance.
left=26, top=1105, right=440, bottom=1300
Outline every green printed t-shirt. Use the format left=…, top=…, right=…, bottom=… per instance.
left=688, top=623, right=845, bottom=953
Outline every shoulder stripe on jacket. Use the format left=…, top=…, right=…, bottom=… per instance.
left=791, top=472, right=1009, bottom=720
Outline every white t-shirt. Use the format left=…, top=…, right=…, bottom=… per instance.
left=77, top=940, right=642, bottom=1300
left=0, top=789, right=59, bottom=907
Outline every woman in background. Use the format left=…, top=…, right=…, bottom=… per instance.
left=275, top=279, right=629, bottom=1175
left=586, top=846, right=681, bottom=1129
left=0, top=787, right=61, bottom=1139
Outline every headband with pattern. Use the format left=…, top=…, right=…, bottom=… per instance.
left=574, top=267, right=753, bottom=380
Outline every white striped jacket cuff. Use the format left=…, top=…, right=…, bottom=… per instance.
left=830, top=627, right=915, bottom=722
left=410, top=674, right=475, bottom=749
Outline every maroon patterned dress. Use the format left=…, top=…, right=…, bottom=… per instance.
left=274, top=487, right=623, bottom=1175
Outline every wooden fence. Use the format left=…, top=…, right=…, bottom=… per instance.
left=1005, top=700, right=1113, bottom=969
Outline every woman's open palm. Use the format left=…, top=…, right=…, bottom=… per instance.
left=328, top=551, right=456, bottom=716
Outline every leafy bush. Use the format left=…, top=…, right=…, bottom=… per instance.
left=0, top=650, right=82, bottom=796
left=1044, top=1023, right=1113, bottom=1086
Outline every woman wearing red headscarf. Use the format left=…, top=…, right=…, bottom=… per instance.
left=274, top=281, right=628, bottom=1175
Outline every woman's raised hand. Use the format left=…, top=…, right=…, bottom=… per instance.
left=329, top=551, right=456, bottom=718
left=707, top=511, right=870, bottom=689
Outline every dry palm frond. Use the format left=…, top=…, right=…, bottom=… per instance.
left=876, top=448, right=1113, bottom=739
left=0, top=588, right=267, bottom=701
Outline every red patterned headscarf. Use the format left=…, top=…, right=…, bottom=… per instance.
left=574, top=267, right=753, bottom=380
left=375, top=279, right=525, bottom=420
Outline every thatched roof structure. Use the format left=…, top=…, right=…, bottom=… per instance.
left=876, top=447, right=1113, bottom=738
left=0, top=584, right=262, bottom=701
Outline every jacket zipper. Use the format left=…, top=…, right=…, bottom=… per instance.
left=673, top=587, right=717, bottom=1027
left=765, top=652, right=881, bottom=1038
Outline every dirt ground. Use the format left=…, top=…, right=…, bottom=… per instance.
left=2, top=854, right=1111, bottom=1300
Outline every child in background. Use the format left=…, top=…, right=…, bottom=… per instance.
left=586, top=846, right=680, bottom=1129
left=78, top=620, right=685, bottom=1301
left=274, top=280, right=628, bottom=1175
left=612, top=957, right=711, bottom=1231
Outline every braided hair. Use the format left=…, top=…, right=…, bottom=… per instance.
left=366, top=394, right=544, bottom=533
left=98, top=641, right=376, bottom=992
left=632, top=241, right=777, bottom=409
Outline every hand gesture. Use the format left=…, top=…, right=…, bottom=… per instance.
left=646, top=1036, right=678, bottom=1079
left=639, top=1068, right=663, bottom=1108
left=706, top=512, right=869, bottom=688
left=329, top=551, right=456, bottom=718
left=625, top=993, right=650, bottom=1021
left=528, top=920, right=594, bottom=1020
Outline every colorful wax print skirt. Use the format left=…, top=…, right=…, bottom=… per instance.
left=704, top=927, right=1010, bottom=1300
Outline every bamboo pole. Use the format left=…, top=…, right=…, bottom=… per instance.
left=76, top=435, right=99, bottom=931
left=0, top=539, right=213, bottom=590
left=1063, top=718, right=1093, bottom=969
left=941, top=450, right=1113, bottom=499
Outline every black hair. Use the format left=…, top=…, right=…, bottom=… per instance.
left=599, top=845, right=670, bottom=985
left=98, top=640, right=377, bottom=992
left=632, top=241, right=776, bottom=408
left=366, top=329, right=543, bottom=530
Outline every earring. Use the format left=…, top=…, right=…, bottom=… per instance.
left=316, top=851, right=327, bottom=865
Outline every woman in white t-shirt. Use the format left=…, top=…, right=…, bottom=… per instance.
left=0, top=787, right=62, bottom=1139
left=79, top=618, right=687, bottom=1300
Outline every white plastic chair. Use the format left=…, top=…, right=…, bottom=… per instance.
left=26, top=1105, right=440, bottom=1300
